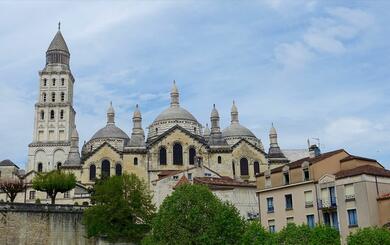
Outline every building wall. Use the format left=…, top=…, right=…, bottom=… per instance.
left=377, top=197, right=390, bottom=226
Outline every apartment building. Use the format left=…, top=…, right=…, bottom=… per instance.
left=256, top=147, right=390, bottom=241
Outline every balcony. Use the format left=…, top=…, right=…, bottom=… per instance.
left=318, top=196, right=337, bottom=209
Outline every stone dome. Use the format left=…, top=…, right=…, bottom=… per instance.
left=222, top=123, right=256, bottom=138
left=153, top=106, right=198, bottom=123
left=91, top=124, right=129, bottom=140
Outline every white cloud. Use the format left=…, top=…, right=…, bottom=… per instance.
left=275, top=42, right=313, bottom=69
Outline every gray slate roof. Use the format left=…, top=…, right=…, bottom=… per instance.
left=222, top=123, right=256, bottom=138
left=153, top=106, right=198, bottom=123
left=91, top=124, right=130, bottom=140
left=0, top=159, right=19, bottom=169
left=47, top=31, right=69, bottom=53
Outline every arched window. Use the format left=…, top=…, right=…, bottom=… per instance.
left=240, top=158, right=249, bottom=176
left=101, top=160, right=110, bottom=179
left=37, top=163, right=43, bottom=172
left=173, top=143, right=183, bottom=165
left=134, top=157, right=138, bottom=166
left=57, top=162, right=62, bottom=170
left=218, top=156, right=222, bottom=164
left=60, top=110, right=64, bottom=119
left=43, top=78, right=47, bottom=86
left=40, top=111, right=45, bottom=120
left=254, top=161, right=260, bottom=175
left=51, top=92, right=56, bottom=102
left=189, top=147, right=196, bottom=165
left=155, top=128, right=158, bottom=134
left=61, top=78, right=65, bottom=86
left=42, top=92, right=46, bottom=102
left=89, top=164, right=96, bottom=180
left=232, top=161, right=236, bottom=176
left=61, top=92, right=65, bottom=102
left=159, top=147, right=167, bottom=165
left=52, top=78, right=56, bottom=86
left=50, top=110, right=55, bottom=120
left=115, top=164, right=122, bottom=176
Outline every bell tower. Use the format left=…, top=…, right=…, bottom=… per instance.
left=27, top=24, right=77, bottom=172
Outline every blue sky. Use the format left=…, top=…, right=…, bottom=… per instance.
left=0, top=1, right=389, bottom=169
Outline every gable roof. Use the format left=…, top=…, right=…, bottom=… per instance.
left=147, top=124, right=207, bottom=147
left=194, top=177, right=256, bottom=188
left=0, top=159, right=19, bottom=169
left=335, top=165, right=390, bottom=179
left=340, top=155, right=379, bottom=163
left=82, top=141, right=122, bottom=162
left=173, top=176, right=190, bottom=189
left=154, top=166, right=197, bottom=182
left=257, top=149, right=346, bottom=176
left=231, top=138, right=266, bottom=155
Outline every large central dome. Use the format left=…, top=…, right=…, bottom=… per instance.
left=148, top=81, right=201, bottom=140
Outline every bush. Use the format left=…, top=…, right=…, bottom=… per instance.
left=144, top=184, right=245, bottom=245
left=347, top=227, right=390, bottom=245
left=241, top=221, right=275, bottom=245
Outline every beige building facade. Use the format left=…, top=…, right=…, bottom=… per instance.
left=256, top=149, right=390, bottom=242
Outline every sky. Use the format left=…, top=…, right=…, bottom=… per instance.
left=0, top=0, right=389, bottom=169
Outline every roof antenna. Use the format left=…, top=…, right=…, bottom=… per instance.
left=58, top=21, right=61, bottom=31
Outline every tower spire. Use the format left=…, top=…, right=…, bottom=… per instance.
left=129, top=104, right=145, bottom=146
left=170, top=80, right=179, bottom=107
left=58, top=21, right=61, bottom=31
left=210, top=104, right=221, bottom=135
left=107, top=101, right=115, bottom=125
left=231, top=100, right=239, bottom=123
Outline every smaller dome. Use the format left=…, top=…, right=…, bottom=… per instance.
left=270, top=123, right=277, bottom=135
left=204, top=123, right=211, bottom=136
left=133, top=104, right=141, bottom=118
left=222, top=123, right=256, bottom=138
left=211, top=104, right=219, bottom=118
left=91, top=124, right=129, bottom=141
left=107, top=101, right=115, bottom=114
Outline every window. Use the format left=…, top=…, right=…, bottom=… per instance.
left=61, top=92, right=65, bottom=102
left=134, top=157, right=138, bottom=166
left=101, top=160, right=110, bottom=179
left=218, top=156, right=222, bottom=164
left=115, top=164, right=122, bottom=176
left=61, top=78, right=65, bottom=86
left=173, top=175, right=179, bottom=180
left=188, top=173, right=192, bottom=180
left=204, top=173, right=212, bottom=177
left=64, top=191, right=70, bottom=198
left=307, top=214, right=315, bottom=228
left=51, top=92, right=56, bottom=102
left=40, top=111, right=45, bottom=120
left=232, top=161, right=236, bottom=176
left=159, top=147, right=167, bottom=165
left=304, top=191, right=313, bottom=207
left=52, top=78, right=56, bottom=86
left=303, top=168, right=310, bottom=181
left=42, top=92, right=47, bottom=102
left=267, top=197, right=274, bottom=213
left=60, top=110, right=64, bottom=119
left=285, top=194, right=293, bottom=210
left=240, top=158, right=249, bottom=176
left=189, top=147, right=196, bottom=165
left=89, top=164, right=96, bottom=180
left=254, top=161, right=260, bottom=176
left=287, top=217, right=294, bottom=224
left=155, top=128, right=158, bottom=134
left=50, top=110, right=55, bottom=120
left=268, top=220, right=275, bottom=233
left=323, top=213, right=331, bottom=226
left=57, top=162, right=62, bottom=169
left=43, top=78, right=47, bottom=86
left=348, top=209, right=358, bottom=227
left=283, top=172, right=290, bottom=185
left=173, top=143, right=183, bottom=165
left=37, top=163, right=43, bottom=172
left=345, top=184, right=355, bottom=200
left=29, top=191, right=36, bottom=200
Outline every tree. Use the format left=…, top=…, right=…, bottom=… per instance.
left=347, top=227, right=390, bottom=245
left=0, top=179, right=26, bottom=202
left=277, top=223, right=340, bottom=245
left=83, top=173, right=155, bottom=243
left=310, top=224, right=340, bottom=245
left=32, top=170, right=76, bottom=204
left=144, top=184, right=245, bottom=245
left=241, top=221, right=275, bottom=245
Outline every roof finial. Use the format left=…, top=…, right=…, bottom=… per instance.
left=58, top=21, right=61, bottom=31
left=136, top=104, right=139, bottom=109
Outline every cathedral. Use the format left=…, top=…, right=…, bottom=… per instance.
left=1, top=27, right=306, bottom=218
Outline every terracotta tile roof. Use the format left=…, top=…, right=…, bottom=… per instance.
left=194, top=177, right=256, bottom=188
left=156, top=167, right=197, bottom=181
left=378, top=193, right=390, bottom=200
left=257, top=149, right=346, bottom=176
left=340, top=155, right=377, bottom=163
left=335, top=165, right=390, bottom=179
left=173, top=176, right=190, bottom=189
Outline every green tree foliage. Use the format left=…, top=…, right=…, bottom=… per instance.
left=83, top=173, right=155, bottom=244
left=144, top=184, right=245, bottom=245
left=241, top=221, right=275, bottom=245
left=310, top=224, right=340, bottom=245
left=32, top=170, right=76, bottom=204
left=347, top=227, right=390, bottom=245
left=0, top=179, right=26, bottom=202
left=277, top=223, right=312, bottom=244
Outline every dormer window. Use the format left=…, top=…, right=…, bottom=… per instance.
left=283, top=172, right=290, bottom=185
left=303, top=168, right=310, bottom=181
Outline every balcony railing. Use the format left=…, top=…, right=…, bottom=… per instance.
left=318, top=196, right=337, bottom=209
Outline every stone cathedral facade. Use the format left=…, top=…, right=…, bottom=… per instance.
left=2, top=27, right=306, bottom=218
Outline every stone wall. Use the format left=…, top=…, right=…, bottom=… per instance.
left=0, top=203, right=95, bottom=245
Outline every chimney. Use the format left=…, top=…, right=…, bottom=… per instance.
left=309, top=144, right=321, bottom=158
